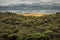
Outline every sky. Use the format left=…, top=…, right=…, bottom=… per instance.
left=0, top=0, right=60, bottom=6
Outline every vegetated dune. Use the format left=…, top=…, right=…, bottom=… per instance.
left=20, top=13, right=46, bottom=17
left=0, top=12, right=60, bottom=40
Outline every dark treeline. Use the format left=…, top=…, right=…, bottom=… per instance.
left=0, top=12, right=60, bottom=40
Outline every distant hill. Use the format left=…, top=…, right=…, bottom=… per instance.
left=0, top=4, right=60, bottom=11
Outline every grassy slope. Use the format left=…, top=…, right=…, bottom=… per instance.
left=0, top=12, right=60, bottom=40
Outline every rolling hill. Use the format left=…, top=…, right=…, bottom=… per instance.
left=0, top=12, right=60, bottom=40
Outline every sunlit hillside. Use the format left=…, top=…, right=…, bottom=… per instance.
left=20, top=13, right=45, bottom=17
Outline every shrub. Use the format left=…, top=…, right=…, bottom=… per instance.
left=44, top=30, right=56, bottom=39
left=9, top=34, right=19, bottom=40
left=0, top=33, right=9, bottom=40
left=19, top=33, right=28, bottom=40
left=27, top=33, right=49, bottom=40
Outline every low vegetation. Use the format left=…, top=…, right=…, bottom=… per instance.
left=0, top=12, right=60, bottom=40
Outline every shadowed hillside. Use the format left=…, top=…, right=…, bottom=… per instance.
left=0, top=12, right=60, bottom=40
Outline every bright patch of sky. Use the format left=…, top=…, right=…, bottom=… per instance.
left=0, top=0, right=60, bottom=6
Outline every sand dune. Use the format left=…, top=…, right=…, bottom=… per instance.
left=20, top=13, right=46, bottom=17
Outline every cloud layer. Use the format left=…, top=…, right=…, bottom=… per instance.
left=0, top=0, right=60, bottom=6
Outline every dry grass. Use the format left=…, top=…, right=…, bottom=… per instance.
left=20, top=13, right=46, bottom=17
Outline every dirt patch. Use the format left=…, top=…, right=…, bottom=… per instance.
left=20, top=13, right=46, bottom=17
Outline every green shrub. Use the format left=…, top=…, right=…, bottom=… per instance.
left=9, top=34, right=19, bottom=40
left=0, top=33, right=9, bottom=40
left=27, top=33, right=50, bottom=40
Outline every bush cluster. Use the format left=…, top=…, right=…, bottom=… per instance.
left=0, top=12, right=60, bottom=40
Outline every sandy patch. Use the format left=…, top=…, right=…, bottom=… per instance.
left=20, top=13, right=46, bottom=17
